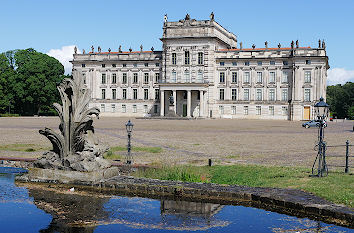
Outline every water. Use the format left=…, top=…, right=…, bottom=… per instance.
left=0, top=167, right=352, bottom=233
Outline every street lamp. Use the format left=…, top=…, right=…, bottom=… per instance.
left=312, top=97, right=330, bottom=177
left=125, top=120, right=134, bottom=165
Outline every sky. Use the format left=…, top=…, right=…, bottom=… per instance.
left=1, top=0, right=353, bottom=85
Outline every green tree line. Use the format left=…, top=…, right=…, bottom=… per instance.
left=0, top=48, right=69, bottom=116
left=327, top=82, right=354, bottom=119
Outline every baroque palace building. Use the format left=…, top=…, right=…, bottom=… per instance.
left=71, top=13, right=329, bottom=120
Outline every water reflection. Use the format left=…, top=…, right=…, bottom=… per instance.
left=0, top=169, right=351, bottom=233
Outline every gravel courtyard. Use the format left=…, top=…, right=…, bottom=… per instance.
left=0, top=117, right=352, bottom=168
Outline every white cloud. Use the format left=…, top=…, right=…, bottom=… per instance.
left=47, top=45, right=80, bottom=75
left=327, top=68, right=354, bottom=85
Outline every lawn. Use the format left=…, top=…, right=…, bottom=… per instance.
left=104, top=146, right=162, bottom=160
left=133, top=164, right=354, bottom=208
left=0, top=144, right=49, bottom=152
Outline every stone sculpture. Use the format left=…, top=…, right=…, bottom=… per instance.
left=35, top=71, right=110, bottom=172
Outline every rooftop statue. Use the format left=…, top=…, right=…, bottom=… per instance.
left=35, top=71, right=110, bottom=172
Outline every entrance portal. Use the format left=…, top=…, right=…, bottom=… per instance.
left=182, top=104, right=187, bottom=117
left=303, top=106, right=310, bottom=120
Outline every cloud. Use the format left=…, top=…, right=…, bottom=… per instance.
left=327, top=68, right=354, bottom=85
left=47, top=45, right=80, bottom=75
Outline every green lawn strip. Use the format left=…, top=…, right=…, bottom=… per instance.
left=133, top=164, right=354, bottom=208
left=0, top=144, right=49, bottom=152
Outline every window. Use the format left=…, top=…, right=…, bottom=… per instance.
left=144, top=73, right=149, bottom=84
left=144, top=105, right=148, bottom=113
left=282, top=106, right=288, bottom=115
left=244, top=72, right=250, bottom=83
left=112, top=89, right=116, bottom=99
left=155, top=89, right=160, bottom=100
left=133, top=73, right=138, bottom=84
left=232, top=106, right=236, bottom=115
left=219, top=105, right=224, bottom=114
left=232, top=72, right=237, bottom=83
left=269, top=89, right=275, bottom=101
left=232, top=62, right=237, bottom=66
left=112, top=73, right=117, bottom=84
left=112, top=64, right=116, bottom=67
left=197, top=71, right=203, bottom=82
left=184, top=70, right=190, bottom=82
left=83, top=73, right=86, bottom=84
left=172, top=53, right=177, bottom=65
left=102, top=64, right=105, bottom=68
left=133, top=104, right=137, bottom=113
left=270, top=61, right=275, bottom=65
left=220, top=62, right=225, bottom=66
left=183, top=91, right=187, bottom=99
left=269, top=106, right=274, bottom=115
left=257, top=72, right=262, bottom=83
left=122, top=89, right=127, bottom=99
left=283, top=61, right=288, bottom=66
left=185, top=51, right=190, bottom=65
left=256, top=89, right=262, bottom=101
left=133, top=63, right=137, bottom=67
left=219, top=89, right=225, bottom=100
left=144, top=89, right=149, bottom=100
left=306, top=60, right=311, bottom=65
left=101, top=104, right=105, bottom=112
left=244, top=106, right=249, bottom=115
left=304, top=89, right=311, bottom=102
left=282, top=89, right=288, bottom=101
left=122, top=73, right=127, bottom=84
left=133, top=89, right=138, bottom=100
left=256, top=106, right=261, bottom=115
left=144, top=63, right=148, bottom=67
left=304, top=71, right=311, bottom=83
left=172, top=71, right=177, bottom=82
left=232, top=89, right=237, bottom=100
left=219, top=72, right=225, bottom=83
left=269, top=71, right=275, bottom=83
left=111, top=104, right=116, bottom=113
left=101, top=89, right=106, bottom=99
left=244, top=89, right=250, bottom=101
left=155, top=63, right=160, bottom=67
left=282, top=71, right=288, bottom=83
left=155, top=73, right=160, bottom=83
left=101, top=74, right=106, bottom=84
left=245, top=61, right=250, bottom=66
left=122, top=104, right=126, bottom=113
left=258, top=61, right=262, bottom=66
left=82, top=64, right=85, bottom=67
left=154, top=105, right=158, bottom=114
left=198, top=52, right=203, bottom=65
left=122, top=63, right=127, bottom=67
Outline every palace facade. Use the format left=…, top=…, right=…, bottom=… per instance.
left=71, top=13, right=329, bottom=120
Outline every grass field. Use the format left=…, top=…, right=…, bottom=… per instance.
left=133, top=164, right=354, bottom=208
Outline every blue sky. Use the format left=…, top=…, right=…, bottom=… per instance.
left=1, top=0, right=353, bottom=84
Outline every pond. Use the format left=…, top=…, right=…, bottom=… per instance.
left=0, top=167, right=352, bottom=233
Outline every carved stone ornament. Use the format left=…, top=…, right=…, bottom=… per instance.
left=82, top=49, right=85, bottom=54
left=74, top=46, right=77, bottom=54
left=91, top=45, right=94, bottom=53
left=278, top=43, right=281, bottom=48
left=210, top=12, right=214, bottom=21
left=164, top=14, right=168, bottom=23
left=108, top=48, right=111, bottom=53
left=119, top=45, right=122, bottom=53
left=98, top=46, right=101, bottom=53
left=35, top=71, right=110, bottom=172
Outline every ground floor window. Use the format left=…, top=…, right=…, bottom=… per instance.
left=154, top=105, right=158, bottom=114
left=244, top=106, right=248, bottom=115
left=122, top=104, right=126, bottom=113
left=133, top=104, right=137, bottom=113
left=282, top=106, right=288, bottom=115
left=219, top=105, right=224, bottom=115
left=269, top=106, right=274, bottom=115
left=100, top=104, right=105, bottom=112
left=231, top=106, right=236, bottom=115
left=256, top=106, right=261, bottom=115
left=111, top=104, right=116, bottom=113
left=144, top=105, right=148, bottom=113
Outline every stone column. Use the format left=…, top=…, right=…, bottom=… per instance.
left=199, top=90, right=203, bottom=117
left=160, top=90, right=165, bottom=116
left=173, top=90, right=177, bottom=114
left=187, top=90, right=191, bottom=117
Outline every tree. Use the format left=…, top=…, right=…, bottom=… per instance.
left=0, top=48, right=65, bottom=115
left=327, top=82, right=354, bottom=119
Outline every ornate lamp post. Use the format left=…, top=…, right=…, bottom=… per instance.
left=125, top=120, right=134, bottom=165
left=312, top=97, right=330, bottom=177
